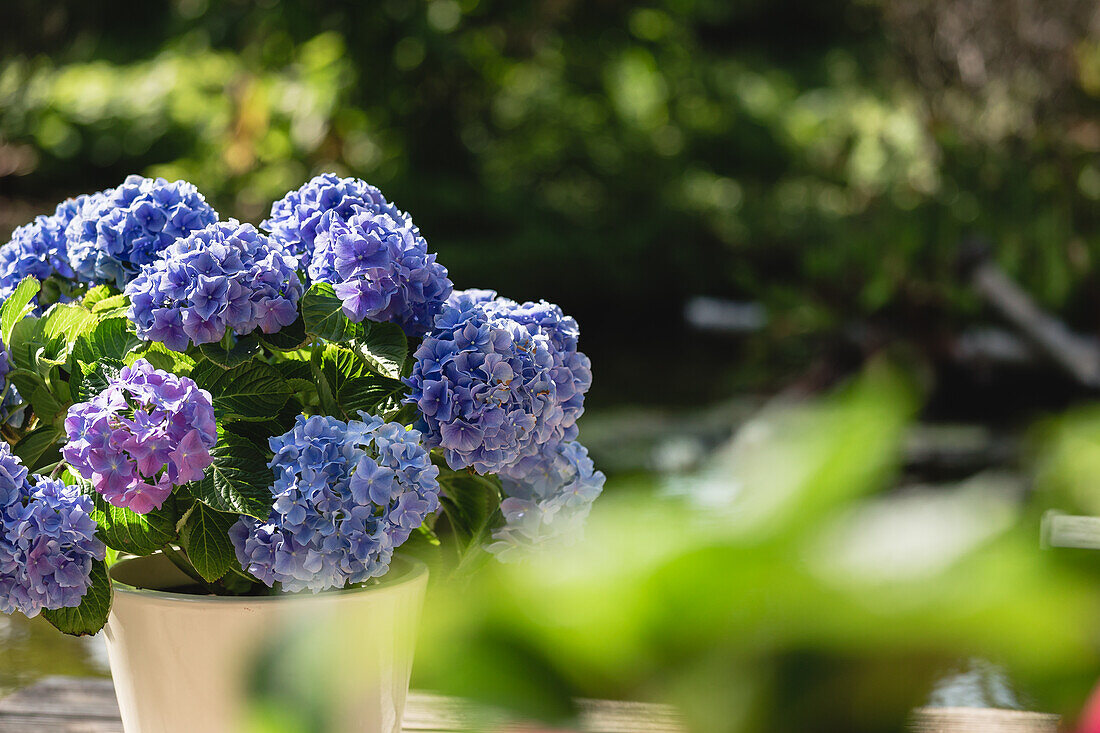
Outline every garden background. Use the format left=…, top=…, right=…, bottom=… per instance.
left=4, top=1, right=1100, bottom=731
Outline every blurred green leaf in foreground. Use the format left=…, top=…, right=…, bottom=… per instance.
left=412, top=363, right=1100, bottom=732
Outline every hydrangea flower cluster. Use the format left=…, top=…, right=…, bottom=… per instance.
left=0, top=195, right=83, bottom=304
left=309, top=208, right=452, bottom=336
left=0, top=444, right=104, bottom=618
left=261, top=173, right=403, bottom=263
left=231, top=413, right=440, bottom=593
left=126, top=220, right=304, bottom=351
left=488, top=441, right=605, bottom=560
left=66, top=176, right=218, bottom=288
left=62, top=359, right=217, bottom=515
left=406, top=289, right=593, bottom=475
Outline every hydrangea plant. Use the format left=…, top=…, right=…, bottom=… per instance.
left=0, top=173, right=601, bottom=637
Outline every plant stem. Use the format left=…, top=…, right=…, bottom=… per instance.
left=49, top=460, right=68, bottom=480
left=161, top=545, right=220, bottom=595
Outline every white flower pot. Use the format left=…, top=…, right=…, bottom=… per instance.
left=103, top=553, right=428, bottom=733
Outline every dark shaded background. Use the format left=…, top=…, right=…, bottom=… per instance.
left=4, top=0, right=1098, bottom=415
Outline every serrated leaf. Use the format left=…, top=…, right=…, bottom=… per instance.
left=259, top=315, right=308, bottom=351
left=81, top=285, right=112, bottom=309
left=7, top=316, right=42, bottom=372
left=28, top=386, right=65, bottom=425
left=8, top=368, right=48, bottom=400
left=66, top=470, right=179, bottom=556
left=90, top=293, right=129, bottom=315
left=13, top=425, right=62, bottom=471
left=310, top=347, right=339, bottom=417
left=73, top=318, right=143, bottom=364
left=302, top=282, right=361, bottom=342
left=39, top=303, right=98, bottom=341
left=349, top=321, right=407, bottom=379
left=179, top=502, right=239, bottom=583
left=438, top=471, right=503, bottom=575
left=131, top=342, right=195, bottom=375
left=190, top=360, right=292, bottom=420
left=275, top=359, right=312, bottom=381
left=322, top=344, right=368, bottom=388
left=339, top=375, right=407, bottom=417
left=1, top=276, right=40, bottom=347
left=274, top=360, right=316, bottom=393
left=42, top=559, right=112, bottom=636
left=199, top=334, right=261, bottom=369
left=188, top=429, right=273, bottom=518
left=72, top=358, right=125, bottom=403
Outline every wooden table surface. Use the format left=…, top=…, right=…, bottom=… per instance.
left=0, top=676, right=686, bottom=732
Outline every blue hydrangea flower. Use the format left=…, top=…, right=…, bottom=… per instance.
left=262, top=173, right=403, bottom=263
left=66, top=176, right=218, bottom=288
left=230, top=413, right=440, bottom=593
left=309, top=208, right=452, bottom=336
left=0, top=443, right=104, bottom=618
left=0, top=195, right=84, bottom=305
left=405, top=289, right=592, bottom=475
left=488, top=441, right=605, bottom=560
left=0, top=338, right=24, bottom=427
left=126, top=220, right=303, bottom=351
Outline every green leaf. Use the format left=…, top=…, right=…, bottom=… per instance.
left=73, top=318, right=143, bottom=364
left=131, top=342, right=195, bottom=375
left=274, top=359, right=315, bottom=392
left=301, top=282, right=361, bottom=342
left=259, top=315, right=308, bottom=351
left=349, top=321, right=407, bottom=379
left=72, top=358, right=125, bottom=403
left=42, top=559, right=112, bottom=637
left=438, top=471, right=503, bottom=575
left=179, top=502, right=239, bottom=583
left=321, top=344, right=368, bottom=389
left=39, top=303, right=98, bottom=342
left=66, top=470, right=179, bottom=556
left=199, top=334, right=261, bottom=369
left=81, top=285, right=112, bottom=309
left=1, top=276, right=40, bottom=347
left=7, top=316, right=43, bottom=372
left=188, top=429, right=273, bottom=518
left=90, top=293, right=129, bottom=316
left=190, top=360, right=292, bottom=420
left=28, top=387, right=65, bottom=425
left=12, top=425, right=62, bottom=471
left=8, top=368, right=48, bottom=401
left=339, top=375, right=407, bottom=417
left=310, top=347, right=340, bottom=417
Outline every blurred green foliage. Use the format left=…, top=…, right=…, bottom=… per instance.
left=415, top=365, right=1100, bottom=732
left=2, top=0, right=1099, bottom=405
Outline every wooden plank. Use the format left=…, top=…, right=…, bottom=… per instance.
left=0, top=715, right=122, bottom=733
left=0, top=676, right=686, bottom=732
left=0, top=676, right=119, bottom=719
left=1042, top=512, right=1100, bottom=550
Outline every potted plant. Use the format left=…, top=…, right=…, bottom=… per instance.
left=0, top=174, right=605, bottom=732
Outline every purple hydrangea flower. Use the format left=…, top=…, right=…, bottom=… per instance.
left=309, top=208, right=452, bottom=336
left=0, top=196, right=84, bottom=305
left=66, top=176, right=218, bottom=288
left=405, top=289, right=592, bottom=475
left=0, top=443, right=104, bottom=618
left=62, top=359, right=217, bottom=514
left=488, top=441, right=605, bottom=560
left=126, top=220, right=303, bottom=351
left=262, top=174, right=403, bottom=263
left=231, top=413, right=440, bottom=593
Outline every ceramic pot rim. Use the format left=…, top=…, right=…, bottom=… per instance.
left=109, top=553, right=428, bottom=605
